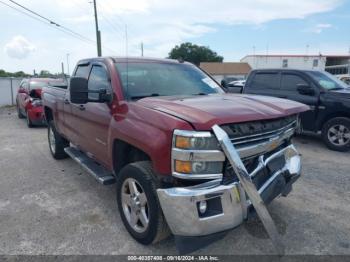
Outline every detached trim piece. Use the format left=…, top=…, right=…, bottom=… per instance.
left=212, top=124, right=285, bottom=255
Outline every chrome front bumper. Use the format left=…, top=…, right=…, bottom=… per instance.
left=157, top=126, right=301, bottom=254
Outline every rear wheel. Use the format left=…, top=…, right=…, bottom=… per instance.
left=17, top=103, right=24, bottom=119
left=26, top=111, right=33, bottom=128
left=116, top=161, right=170, bottom=245
left=322, top=117, right=350, bottom=152
left=48, top=120, right=69, bottom=159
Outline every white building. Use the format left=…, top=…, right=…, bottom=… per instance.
left=199, top=62, right=251, bottom=83
left=241, top=55, right=327, bottom=70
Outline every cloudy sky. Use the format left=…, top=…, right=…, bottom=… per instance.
left=0, top=0, right=349, bottom=74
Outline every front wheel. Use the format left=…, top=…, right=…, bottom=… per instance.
left=48, top=120, right=69, bottom=159
left=322, top=117, right=350, bottom=152
left=116, top=161, right=170, bottom=245
left=26, top=111, right=33, bottom=128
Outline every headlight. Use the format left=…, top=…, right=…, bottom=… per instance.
left=172, top=130, right=225, bottom=180
left=175, top=135, right=220, bottom=150
left=31, top=99, right=42, bottom=107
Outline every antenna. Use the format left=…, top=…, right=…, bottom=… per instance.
left=125, top=24, right=129, bottom=99
left=125, top=24, right=128, bottom=57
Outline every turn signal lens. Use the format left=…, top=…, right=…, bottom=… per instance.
left=175, top=160, right=192, bottom=173
left=175, top=136, right=191, bottom=149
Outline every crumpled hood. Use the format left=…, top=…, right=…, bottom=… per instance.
left=138, top=94, right=309, bottom=130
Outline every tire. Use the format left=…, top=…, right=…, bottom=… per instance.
left=17, top=103, right=24, bottom=119
left=26, top=111, right=33, bottom=128
left=116, top=161, right=170, bottom=245
left=322, top=117, right=350, bottom=152
left=48, top=120, right=69, bottom=159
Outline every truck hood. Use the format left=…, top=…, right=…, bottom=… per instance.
left=138, top=94, right=309, bottom=130
left=327, top=88, right=350, bottom=99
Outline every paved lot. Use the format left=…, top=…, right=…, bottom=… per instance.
left=0, top=106, right=349, bottom=255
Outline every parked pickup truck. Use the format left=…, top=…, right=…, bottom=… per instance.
left=42, top=57, right=308, bottom=253
left=235, top=69, right=350, bottom=152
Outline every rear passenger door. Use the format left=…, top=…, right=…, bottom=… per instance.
left=280, top=73, right=319, bottom=131
left=244, top=71, right=284, bottom=97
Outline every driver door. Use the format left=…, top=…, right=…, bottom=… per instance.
left=71, top=63, right=112, bottom=167
left=280, top=72, right=319, bottom=131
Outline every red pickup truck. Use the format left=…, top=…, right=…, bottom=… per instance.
left=42, top=57, right=308, bottom=253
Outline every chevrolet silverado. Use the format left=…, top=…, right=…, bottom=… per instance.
left=42, top=57, right=308, bottom=253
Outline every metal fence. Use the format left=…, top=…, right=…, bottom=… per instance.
left=0, top=77, right=23, bottom=106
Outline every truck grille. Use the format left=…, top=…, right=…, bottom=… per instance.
left=221, top=115, right=297, bottom=187
left=221, top=115, right=297, bottom=157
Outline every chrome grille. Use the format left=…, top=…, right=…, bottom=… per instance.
left=221, top=115, right=297, bottom=160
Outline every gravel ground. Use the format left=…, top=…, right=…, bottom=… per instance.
left=0, top=106, right=349, bottom=255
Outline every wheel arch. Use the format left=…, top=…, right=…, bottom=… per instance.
left=44, top=106, right=53, bottom=122
left=112, top=139, right=152, bottom=175
left=318, top=111, right=350, bottom=130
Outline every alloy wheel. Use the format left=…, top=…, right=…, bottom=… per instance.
left=49, top=127, right=56, bottom=154
left=121, top=178, right=149, bottom=233
left=327, top=124, right=350, bottom=146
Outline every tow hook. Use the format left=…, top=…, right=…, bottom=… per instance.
left=212, top=125, right=285, bottom=255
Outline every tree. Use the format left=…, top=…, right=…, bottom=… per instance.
left=13, top=71, right=28, bottom=77
left=39, top=70, right=52, bottom=77
left=168, top=42, right=223, bottom=66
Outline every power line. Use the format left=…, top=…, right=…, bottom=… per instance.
left=2, top=0, right=116, bottom=53
left=0, top=0, right=94, bottom=45
left=8, top=0, right=96, bottom=44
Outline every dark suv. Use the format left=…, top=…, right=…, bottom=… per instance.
left=243, top=69, right=350, bottom=151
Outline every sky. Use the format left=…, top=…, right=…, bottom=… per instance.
left=0, top=0, right=349, bottom=74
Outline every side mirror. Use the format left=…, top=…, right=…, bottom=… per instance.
left=29, top=89, right=36, bottom=97
left=70, top=77, right=89, bottom=104
left=297, top=84, right=315, bottom=95
left=70, top=77, right=112, bottom=104
left=221, top=80, right=228, bottom=91
left=18, top=87, right=26, bottom=94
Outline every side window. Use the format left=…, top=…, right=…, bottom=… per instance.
left=282, top=59, right=288, bottom=68
left=75, top=65, right=90, bottom=78
left=88, top=65, right=110, bottom=100
left=22, top=81, right=29, bottom=91
left=250, top=73, right=280, bottom=90
left=281, top=74, right=308, bottom=91
left=313, top=59, right=318, bottom=68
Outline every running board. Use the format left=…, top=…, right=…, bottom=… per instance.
left=212, top=125, right=285, bottom=255
left=64, top=147, right=116, bottom=185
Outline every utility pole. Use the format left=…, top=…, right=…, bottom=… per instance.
left=348, top=46, right=350, bottom=76
left=93, top=0, right=102, bottom=56
left=61, top=62, right=65, bottom=75
left=66, top=53, right=70, bottom=76
left=125, top=24, right=128, bottom=57
left=141, top=42, right=144, bottom=57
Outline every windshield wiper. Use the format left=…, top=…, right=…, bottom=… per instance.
left=130, top=93, right=160, bottom=100
left=328, top=87, right=344, bottom=91
left=192, top=93, right=208, bottom=96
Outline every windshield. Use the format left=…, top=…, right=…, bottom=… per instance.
left=115, top=62, right=223, bottom=99
left=29, top=81, right=49, bottom=90
left=306, top=71, right=349, bottom=90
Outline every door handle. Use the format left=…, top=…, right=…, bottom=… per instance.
left=64, top=99, right=70, bottom=104
left=278, top=95, right=287, bottom=98
left=79, top=105, right=85, bottom=111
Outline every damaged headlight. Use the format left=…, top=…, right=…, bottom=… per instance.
left=172, top=130, right=225, bottom=179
